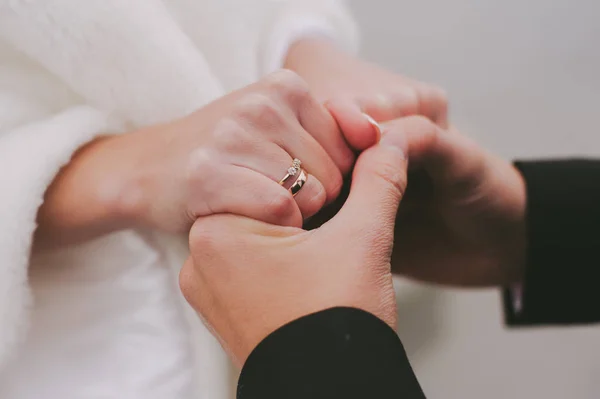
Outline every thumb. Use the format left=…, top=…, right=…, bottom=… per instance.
left=381, top=117, right=482, bottom=191
left=327, top=127, right=408, bottom=239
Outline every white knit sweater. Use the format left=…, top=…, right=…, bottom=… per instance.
left=0, top=1, right=357, bottom=397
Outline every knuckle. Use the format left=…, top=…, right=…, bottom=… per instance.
left=188, top=215, right=236, bottom=258
left=404, top=114, right=439, bottom=136
left=213, top=118, right=251, bottom=153
left=266, top=190, right=297, bottom=221
left=234, top=93, right=284, bottom=128
left=430, top=86, right=449, bottom=124
left=429, top=85, right=449, bottom=105
left=265, top=69, right=310, bottom=102
left=419, top=84, right=449, bottom=115
left=393, top=88, right=420, bottom=115
left=185, top=147, right=217, bottom=187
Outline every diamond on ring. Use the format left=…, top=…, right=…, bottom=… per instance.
left=287, top=159, right=301, bottom=176
left=279, top=158, right=303, bottom=186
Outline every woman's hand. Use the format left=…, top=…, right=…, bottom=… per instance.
left=285, top=38, right=448, bottom=149
left=179, top=126, right=410, bottom=366
left=37, top=71, right=365, bottom=246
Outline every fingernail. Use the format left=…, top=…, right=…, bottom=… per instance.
left=362, top=113, right=382, bottom=142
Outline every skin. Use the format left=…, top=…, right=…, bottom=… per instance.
left=388, top=120, right=528, bottom=287
left=284, top=38, right=449, bottom=147
left=286, top=38, right=527, bottom=286
left=179, top=116, right=529, bottom=368
left=34, top=34, right=528, bottom=366
left=36, top=70, right=361, bottom=247
left=36, top=39, right=450, bottom=249
left=38, top=36, right=523, bottom=289
left=180, top=124, right=410, bottom=366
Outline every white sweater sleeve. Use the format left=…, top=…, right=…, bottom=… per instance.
left=259, top=0, right=360, bottom=74
left=0, top=104, right=117, bottom=369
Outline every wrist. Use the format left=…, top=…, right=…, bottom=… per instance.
left=93, top=128, right=160, bottom=231
left=36, top=134, right=137, bottom=246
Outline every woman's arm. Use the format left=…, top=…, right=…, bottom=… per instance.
left=35, top=134, right=136, bottom=247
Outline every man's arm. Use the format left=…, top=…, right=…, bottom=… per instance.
left=238, top=307, right=426, bottom=399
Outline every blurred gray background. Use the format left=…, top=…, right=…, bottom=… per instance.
left=348, top=0, right=600, bottom=398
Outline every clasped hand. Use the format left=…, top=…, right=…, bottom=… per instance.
left=179, top=43, right=526, bottom=366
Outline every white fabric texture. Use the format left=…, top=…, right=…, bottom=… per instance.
left=0, top=0, right=357, bottom=398
left=264, top=17, right=339, bottom=75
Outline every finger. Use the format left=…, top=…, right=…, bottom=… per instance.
left=325, top=98, right=380, bottom=151
left=328, top=125, right=408, bottom=240
left=273, top=159, right=327, bottom=220
left=297, top=93, right=357, bottom=174
left=289, top=171, right=328, bottom=219
left=273, top=124, right=344, bottom=205
left=357, top=83, right=449, bottom=129
left=414, top=83, right=449, bottom=129
left=261, top=70, right=355, bottom=175
left=188, top=160, right=303, bottom=228
left=212, top=98, right=338, bottom=216
left=219, top=140, right=327, bottom=220
left=359, top=89, right=419, bottom=122
left=379, top=116, right=472, bottom=185
left=380, top=116, right=442, bottom=164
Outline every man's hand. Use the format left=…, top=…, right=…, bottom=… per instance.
left=179, top=125, right=411, bottom=366
left=387, top=117, right=528, bottom=287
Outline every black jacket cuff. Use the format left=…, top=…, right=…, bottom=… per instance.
left=238, top=307, right=425, bottom=399
left=504, top=160, right=600, bottom=326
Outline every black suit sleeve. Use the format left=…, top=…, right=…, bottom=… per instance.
left=504, top=160, right=600, bottom=326
left=237, top=307, right=425, bottom=399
